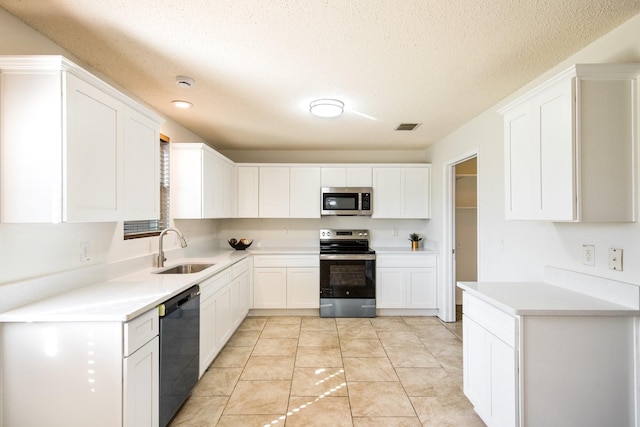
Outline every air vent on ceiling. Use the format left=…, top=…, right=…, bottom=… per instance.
left=395, top=123, right=421, bottom=131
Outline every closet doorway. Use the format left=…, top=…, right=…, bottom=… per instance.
left=453, top=158, right=477, bottom=313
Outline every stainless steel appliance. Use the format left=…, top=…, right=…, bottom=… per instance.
left=319, top=229, right=376, bottom=317
left=159, top=285, right=200, bottom=427
left=321, top=187, right=373, bottom=216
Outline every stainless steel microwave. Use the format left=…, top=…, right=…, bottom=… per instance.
left=321, top=187, right=373, bottom=216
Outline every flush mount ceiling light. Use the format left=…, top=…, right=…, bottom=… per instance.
left=310, top=98, right=344, bottom=118
left=172, top=100, right=193, bottom=109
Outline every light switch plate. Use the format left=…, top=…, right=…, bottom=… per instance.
left=608, top=248, right=623, bottom=271
left=80, top=242, right=91, bottom=262
left=582, top=244, right=595, bottom=266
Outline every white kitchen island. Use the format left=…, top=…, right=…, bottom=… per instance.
left=458, top=267, right=640, bottom=427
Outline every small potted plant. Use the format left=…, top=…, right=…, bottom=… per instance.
left=409, top=233, right=422, bottom=250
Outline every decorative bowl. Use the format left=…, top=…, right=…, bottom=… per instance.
left=228, top=238, right=253, bottom=250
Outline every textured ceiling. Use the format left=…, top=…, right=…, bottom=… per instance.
left=1, top=1, right=639, bottom=152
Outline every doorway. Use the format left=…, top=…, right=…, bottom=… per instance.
left=453, top=158, right=477, bottom=314
left=441, top=151, right=478, bottom=322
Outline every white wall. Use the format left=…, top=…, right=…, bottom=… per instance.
left=425, top=12, right=640, bottom=290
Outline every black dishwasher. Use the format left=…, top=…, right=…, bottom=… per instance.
left=159, top=285, right=200, bottom=427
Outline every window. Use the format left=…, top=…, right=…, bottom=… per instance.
left=123, top=135, right=170, bottom=239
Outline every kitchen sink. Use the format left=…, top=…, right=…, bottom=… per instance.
left=155, top=263, right=215, bottom=274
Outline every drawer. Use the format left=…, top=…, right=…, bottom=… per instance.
left=200, top=268, right=232, bottom=300
left=376, top=254, right=437, bottom=268
left=463, top=293, right=518, bottom=348
left=253, top=255, right=319, bottom=268
left=231, top=257, right=250, bottom=278
left=124, top=308, right=159, bottom=357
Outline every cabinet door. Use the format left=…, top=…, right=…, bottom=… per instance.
left=533, top=79, right=575, bottom=221
left=238, top=166, right=259, bottom=217
left=488, top=332, right=518, bottom=427
left=199, top=294, right=216, bottom=376
left=402, top=168, right=430, bottom=218
left=376, top=268, right=405, bottom=308
left=64, top=72, right=122, bottom=222
left=0, top=71, right=63, bottom=223
left=202, top=148, right=217, bottom=218
left=253, top=267, right=287, bottom=308
left=321, top=167, right=347, bottom=187
left=241, top=270, right=251, bottom=316
left=406, top=268, right=437, bottom=308
left=259, top=167, right=290, bottom=218
left=123, top=336, right=159, bottom=427
left=347, top=167, right=372, bottom=186
left=286, top=267, right=319, bottom=308
left=214, top=284, right=233, bottom=350
left=503, top=101, right=534, bottom=220
left=463, top=314, right=518, bottom=427
left=321, top=167, right=372, bottom=187
left=463, top=315, right=491, bottom=419
left=171, top=146, right=204, bottom=218
left=210, top=154, right=236, bottom=218
left=290, top=167, right=320, bottom=218
left=123, top=107, right=160, bottom=221
left=372, top=168, right=402, bottom=218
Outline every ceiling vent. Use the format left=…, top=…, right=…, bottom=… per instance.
left=395, top=123, right=421, bottom=131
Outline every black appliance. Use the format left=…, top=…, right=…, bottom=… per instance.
left=158, top=285, right=200, bottom=427
left=319, top=229, right=376, bottom=317
left=321, top=187, right=373, bottom=216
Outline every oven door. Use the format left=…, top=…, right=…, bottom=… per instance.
left=319, top=254, right=376, bottom=298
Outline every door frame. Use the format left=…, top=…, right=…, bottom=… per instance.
left=440, top=149, right=479, bottom=322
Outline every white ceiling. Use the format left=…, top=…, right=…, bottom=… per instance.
left=1, top=1, right=639, bottom=152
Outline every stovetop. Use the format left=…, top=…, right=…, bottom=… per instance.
left=319, top=229, right=375, bottom=254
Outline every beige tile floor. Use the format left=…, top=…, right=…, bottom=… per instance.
left=170, top=314, right=486, bottom=427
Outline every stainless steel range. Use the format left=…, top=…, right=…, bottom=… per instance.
left=319, top=229, right=376, bottom=317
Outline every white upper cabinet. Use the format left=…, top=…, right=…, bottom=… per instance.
left=123, top=106, right=160, bottom=221
left=238, top=165, right=320, bottom=218
left=372, top=166, right=431, bottom=218
left=259, top=167, right=290, bottom=218
left=500, top=63, right=640, bottom=222
left=321, top=166, right=372, bottom=187
left=0, top=56, right=163, bottom=223
left=290, top=167, right=320, bottom=218
left=237, top=166, right=259, bottom=218
left=172, top=143, right=236, bottom=219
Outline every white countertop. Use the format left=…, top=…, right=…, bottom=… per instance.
left=248, top=247, right=319, bottom=255
left=373, top=247, right=438, bottom=254
left=0, top=250, right=250, bottom=323
left=458, top=281, right=640, bottom=316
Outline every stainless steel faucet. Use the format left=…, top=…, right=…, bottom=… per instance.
left=157, top=227, right=188, bottom=267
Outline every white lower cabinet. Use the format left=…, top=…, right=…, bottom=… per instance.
left=1, top=308, right=159, bottom=427
left=463, top=312, right=517, bottom=427
left=462, top=291, right=637, bottom=427
left=124, top=336, right=160, bottom=427
left=199, top=258, right=250, bottom=377
left=253, top=255, right=319, bottom=309
left=376, top=254, right=437, bottom=309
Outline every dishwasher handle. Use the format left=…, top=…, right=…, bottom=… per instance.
left=159, top=285, right=200, bottom=317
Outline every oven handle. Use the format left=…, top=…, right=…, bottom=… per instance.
left=319, top=254, right=376, bottom=261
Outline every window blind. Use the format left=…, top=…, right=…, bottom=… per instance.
left=123, top=136, right=170, bottom=239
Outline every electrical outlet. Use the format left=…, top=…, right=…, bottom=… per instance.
left=80, top=242, right=91, bottom=262
left=582, top=244, right=595, bottom=266
left=609, top=248, right=623, bottom=271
